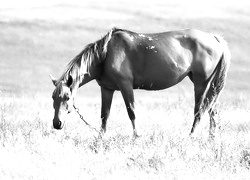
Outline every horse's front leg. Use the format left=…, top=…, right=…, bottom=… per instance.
left=100, top=86, right=114, bottom=135
left=119, top=81, right=139, bottom=139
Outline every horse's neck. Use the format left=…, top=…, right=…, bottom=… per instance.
left=78, top=54, right=103, bottom=88
left=78, top=74, right=94, bottom=87
left=79, top=60, right=103, bottom=88
left=70, top=74, right=93, bottom=97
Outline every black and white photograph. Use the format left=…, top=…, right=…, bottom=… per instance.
left=0, top=0, right=250, bottom=179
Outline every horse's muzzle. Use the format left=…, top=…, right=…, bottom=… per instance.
left=53, top=119, right=63, bottom=130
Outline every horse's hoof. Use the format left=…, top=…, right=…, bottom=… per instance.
left=133, top=133, right=141, bottom=140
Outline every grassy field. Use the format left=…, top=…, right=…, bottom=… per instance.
left=0, top=0, right=250, bottom=179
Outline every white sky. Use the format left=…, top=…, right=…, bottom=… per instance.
left=0, top=0, right=76, bottom=8
left=0, top=0, right=249, bottom=9
left=0, top=0, right=249, bottom=22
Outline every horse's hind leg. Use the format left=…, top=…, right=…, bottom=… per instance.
left=208, top=108, right=218, bottom=138
left=190, top=80, right=207, bottom=135
left=190, top=78, right=222, bottom=136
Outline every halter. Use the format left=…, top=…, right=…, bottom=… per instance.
left=73, top=104, right=100, bottom=133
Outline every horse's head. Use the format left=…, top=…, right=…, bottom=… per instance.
left=50, top=74, right=75, bottom=130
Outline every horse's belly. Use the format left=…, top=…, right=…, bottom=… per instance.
left=132, top=41, right=191, bottom=90
left=133, top=65, right=188, bottom=90
left=133, top=80, right=176, bottom=90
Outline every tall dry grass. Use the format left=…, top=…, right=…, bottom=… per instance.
left=0, top=93, right=250, bottom=179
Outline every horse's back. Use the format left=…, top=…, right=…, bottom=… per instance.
left=102, top=29, right=191, bottom=90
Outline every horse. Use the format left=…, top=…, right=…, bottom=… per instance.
left=50, top=28, right=230, bottom=138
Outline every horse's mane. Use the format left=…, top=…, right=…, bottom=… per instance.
left=57, top=27, right=121, bottom=84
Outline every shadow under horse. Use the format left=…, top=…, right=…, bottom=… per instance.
left=50, top=28, right=231, bottom=138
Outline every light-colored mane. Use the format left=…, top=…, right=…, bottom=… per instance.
left=56, top=27, right=119, bottom=84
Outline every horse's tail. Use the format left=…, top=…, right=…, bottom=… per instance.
left=198, top=35, right=231, bottom=115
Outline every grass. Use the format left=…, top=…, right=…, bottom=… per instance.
left=0, top=94, right=250, bottom=179
left=1, top=0, right=250, bottom=179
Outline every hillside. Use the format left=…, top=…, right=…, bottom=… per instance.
left=0, top=0, right=249, bottom=103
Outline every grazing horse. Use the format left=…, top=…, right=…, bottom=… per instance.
left=50, top=28, right=230, bottom=138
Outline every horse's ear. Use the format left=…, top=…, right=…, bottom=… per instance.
left=49, top=74, right=57, bottom=86
left=66, top=75, right=73, bottom=87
